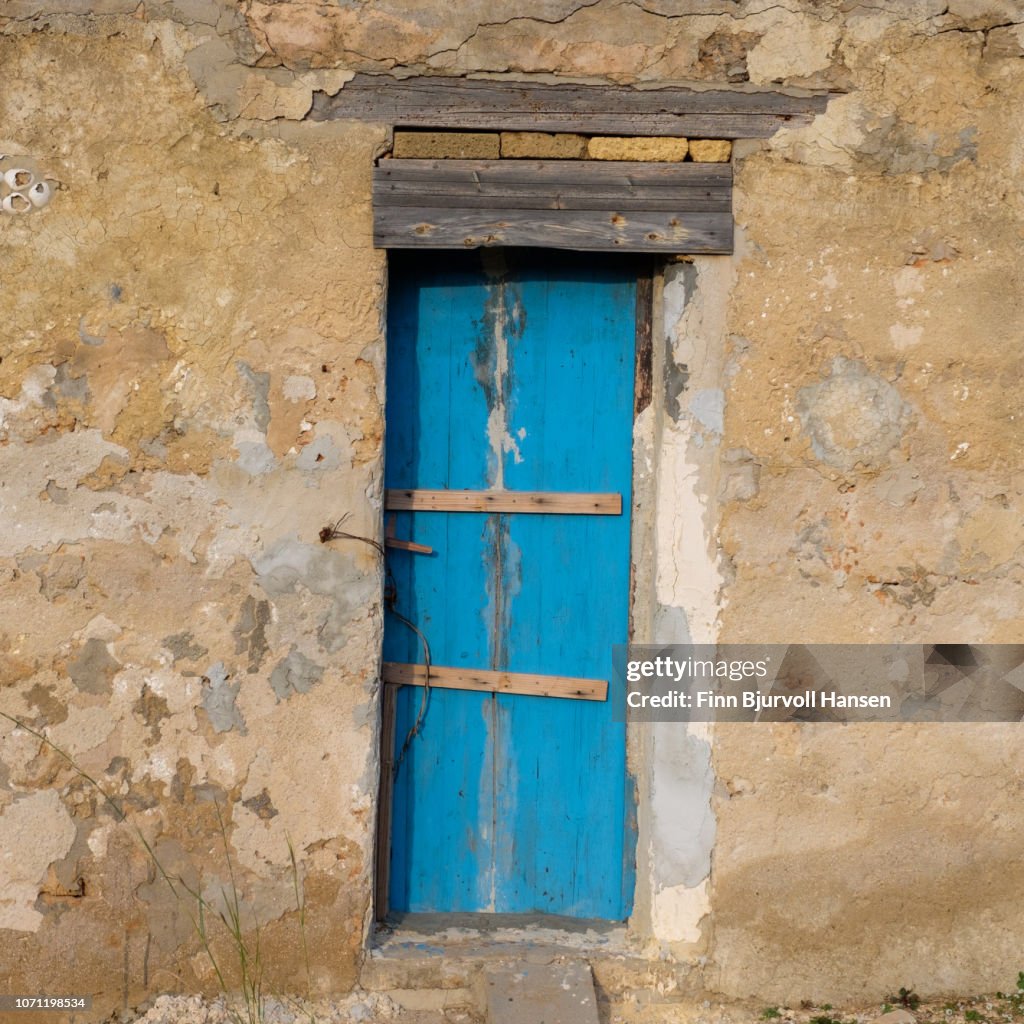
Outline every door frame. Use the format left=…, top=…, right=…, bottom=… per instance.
left=373, top=251, right=657, bottom=923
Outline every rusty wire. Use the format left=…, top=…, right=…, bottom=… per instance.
left=319, top=514, right=384, bottom=555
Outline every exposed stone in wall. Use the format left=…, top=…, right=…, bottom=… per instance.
left=688, top=139, right=732, bottom=163
left=500, top=132, right=588, bottom=159
left=588, top=136, right=689, bottom=161
left=392, top=130, right=500, bottom=159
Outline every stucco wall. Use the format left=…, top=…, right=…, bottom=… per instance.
left=704, top=9, right=1024, bottom=1002
left=2, top=0, right=1023, bottom=1014
left=0, top=20, right=388, bottom=1005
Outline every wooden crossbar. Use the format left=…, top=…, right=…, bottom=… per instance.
left=384, top=489, right=621, bottom=514
left=382, top=662, right=608, bottom=701
left=384, top=537, right=433, bottom=554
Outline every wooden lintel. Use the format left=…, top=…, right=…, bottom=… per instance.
left=373, top=159, right=733, bottom=253
left=310, top=74, right=832, bottom=139
left=376, top=158, right=732, bottom=189
left=382, top=662, right=608, bottom=702
left=375, top=207, right=731, bottom=252
left=384, top=489, right=621, bottom=514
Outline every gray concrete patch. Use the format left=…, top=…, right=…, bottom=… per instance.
left=67, top=638, right=121, bottom=695
left=797, top=357, right=912, bottom=472
left=201, top=662, right=246, bottom=734
left=236, top=360, right=271, bottom=432
left=484, top=962, right=599, bottom=1024
left=269, top=647, right=324, bottom=700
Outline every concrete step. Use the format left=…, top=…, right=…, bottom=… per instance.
left=361, top=920, right=704, bottom=1018
left=484, top=962, right=599, bottom=1024
left=362, top=943, right=697, bottom=1001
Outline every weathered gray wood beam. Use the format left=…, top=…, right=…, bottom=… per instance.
left=373, top=159, right=733, bottom=253
left=311, top=73, right=830, bottom=139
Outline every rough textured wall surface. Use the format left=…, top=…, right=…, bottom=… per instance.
left=0, top=19, right=387, bottom=1011
left=706, top=3, right=1024, bottom=1003
left=1, top=0, right=1023, bottom=1014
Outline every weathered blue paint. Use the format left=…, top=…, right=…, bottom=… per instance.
left=384, top=250, right=637, bottom=919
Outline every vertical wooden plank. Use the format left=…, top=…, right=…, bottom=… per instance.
left=634, top=268, right=654, bottom=416
left=628, top=263, right=655, bottom=648
left=494, top=253, right=636, bottom=918
left=623, top=263, right=652, bottom=910
left=384, top=254, right=497, bottom=912
left=374, top=681, right=397, bottom=921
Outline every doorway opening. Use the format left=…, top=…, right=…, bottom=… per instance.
left=376, top=248, right=651, bottom=925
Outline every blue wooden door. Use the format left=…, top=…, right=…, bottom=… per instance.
left=384, top=250, right=636, bottom=919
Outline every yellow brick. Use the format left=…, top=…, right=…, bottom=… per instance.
left=689, top=139, right=733, bottom=162
left=587, top=136, right=688, bottom=161
left=500, top=132, right=588, bottom=158
left=392, top=131, right=500, bottom=159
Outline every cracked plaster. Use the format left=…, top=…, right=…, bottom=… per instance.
left=2, top=0, right=1024, bottom=1013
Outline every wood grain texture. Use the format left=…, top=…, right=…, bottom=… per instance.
left=385, top=488, right=622, bottom=514
left=634, top=271, right=654, bottom=416
left=376, top=162, right=730, bottom=209
left=374, top=681, right=397, bottom=919
left=373, top=159, right=733, bottom=252
left=377, top=159, right=733, bottom=185
left=375, top=209, right=731, bottom=252
left=383, top=662, right=608, bottom=701
left=384, top=537, right=434, bottom=554
left=310, top=74, right=831, bottom=138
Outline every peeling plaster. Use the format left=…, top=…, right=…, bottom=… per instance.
left=648, top=722, right=715, bottom=947
left=0, top=790, right=76, bottom=932
left=797, top=357, right=913, bottom=472
left=269, top=647, right=324, bottom=701
left=654, top=260, right=730, bottom=641
left=253, top=536, right=379, bottom=652
left=47, top=705, right=116, bottom=757
left=67, top=637, right=121, bottom=695
left=4, top=0, right=1024, bottom=1008
left=296, top=433, right=343, bottom=471
left=634, top=255, right=732, bottom=955
left=201, top=661, right=246, bottom=734
left=235, top=439, right=278, bottom=476
left=651, top=878, right=711, bottom=946
left=689, top=388, right=725, bottom=438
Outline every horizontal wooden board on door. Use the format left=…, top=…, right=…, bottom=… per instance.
left=384, top=489, right=623, bottom=514
left=382, top=662, right=609, bottom=701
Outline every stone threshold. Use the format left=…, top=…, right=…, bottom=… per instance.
left=361, top=913, right=704, bottom=1018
